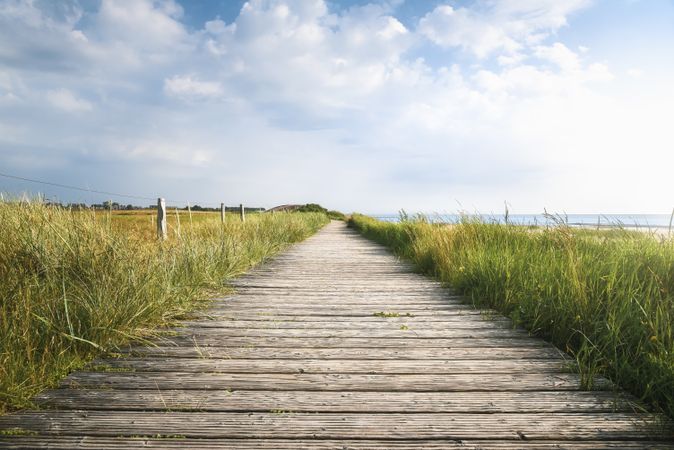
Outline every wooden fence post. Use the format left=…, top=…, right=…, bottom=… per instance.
left=240, top=203, right=245, bottom=222
left=221, top=203, right=225, bottom=224
left=157, top=197, right=167, bottom=240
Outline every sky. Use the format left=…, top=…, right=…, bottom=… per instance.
left=0, top=0, right=673, bottom=214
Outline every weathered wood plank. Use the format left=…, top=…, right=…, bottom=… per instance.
left=2, top=437, right=672, bottom=449
left=121, top=345, right=566, bottom=360
left=195, top=313, right=494, bottom=321
left=208, top=304, right=478, bottom=311
left=35, top=389, right=636, bottom=413
left=0, top=411, right=669, bottom=440
left=60, top=371, right=609, bottom=391
left=155, top=336, right=551, bottom=348
left=167, top=327, right=531, bottom=339
left=231, top=286, right=452, bottom=293
left=203, top=308, right=490, bottom=316
left=93, top=357, right=572, bottom=374
left=213, top=300, right=471, bottom=307
left=182, top=318, right=515, bottom=329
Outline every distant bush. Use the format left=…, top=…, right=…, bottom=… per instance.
left=296, top=204, right=345, bottom=221
left=327, top=210, right=346, bottom=221
left=297, top=203, right=327, bottom=213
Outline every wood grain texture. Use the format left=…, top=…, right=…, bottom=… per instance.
left=1, top=410, right=672, bottom=441
left=156, top=336, right=553, bottom=348
left=181, top=318, right=516, bottom=329
left=93, top=357, right=572, bottom=373
left=60, top=371, right=606, bottom=391
left=122, top=345, right=567, bottom=360
left=0, top=221, right=670, bottom=448
left=2, top=437, right=673, bottom=449
left=166, top=326, right=532, bottom=338
left=35, top=389, right=637, bottom=413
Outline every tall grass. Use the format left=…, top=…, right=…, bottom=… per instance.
left=0, top=202, right=328, bottom=413
left=349, top=214, right=674, bottom=417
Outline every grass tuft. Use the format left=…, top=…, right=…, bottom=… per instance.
left=0, top=428, right=38, bottom=436
left=373, top=311, right=413, bottom=318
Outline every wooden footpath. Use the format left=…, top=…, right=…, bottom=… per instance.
left=1, top=221, right=672, bottom=449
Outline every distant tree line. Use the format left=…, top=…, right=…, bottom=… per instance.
left=296, top=204, right=346, bottom=221
left=183, top=205, right=266, bottom=213
left=39, top=201, right=266, bottom=212
left=36, top=200, right=343, bottom=218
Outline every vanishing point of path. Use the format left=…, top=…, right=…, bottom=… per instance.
left=0, top=221, right=672, bottom=449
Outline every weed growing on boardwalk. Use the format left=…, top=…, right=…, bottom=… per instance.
left=88, top=364, right=135, bottom=373
left=126, top=434, right=186, bottom=440
left=350, top=213, right=674, bottom=417
left=0, top=428, right=37, bottom=436
left=373, top=311, right=414, bottom=318
left=0, top=202, right=328, bottom=413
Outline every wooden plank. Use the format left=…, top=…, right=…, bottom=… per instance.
left=208, top=305, right=474, bottom=312
left=181, top=318, right=515, bottom=329
left=231, top=288, right=455, bottom=294
left=224, top=297, right=463, bottom=303
left=2, top=437, right=672, bottom=449
left=233, top=283, right=448, bottom=289
left=214, top=299, right=471, bottom=306
left=232, top=287, right=452, bottom=292
left=35, top=389, right=635, bottom=413
left=209, top=301, right=471, bottom=308
left=94, top=357, right=572, bottom=374
left=60, top=371, right=609, bottom=391
left=121, top=346, right=566, bottom=360
left=154, top=336, right=551, bottom=348
left=237, top=271, right=433, bottom=276
left=167, top=327, right=531, bottom=339
left=202, top=302, right=479, bottom=312
left=195, top=313, right=495, bottom=322
left=0, top=411, right=669, bottom=440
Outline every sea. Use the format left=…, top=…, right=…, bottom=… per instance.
left=370, top=213, right=674, bottom=230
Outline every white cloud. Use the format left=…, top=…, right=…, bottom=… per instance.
left=95, top=0, right=185, bottom=48
left=200, top=0, right=417, bottom=120
left=46, top=88, right=92, bottom=112
left=164, top=75, right=224, bottom=100
left=488, top=0, right=591, bottom=30
left=418, top=5, right=518, bottom=58
left=418, top=1, right=592, bottom=58
left=535, top=42, right=581, bottom=72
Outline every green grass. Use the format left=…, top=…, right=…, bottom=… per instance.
left=373, top=311, right=413, bottom=318
left=349, top=213, right=674, bottom=417
left=0, top=202, right=328, bottom=413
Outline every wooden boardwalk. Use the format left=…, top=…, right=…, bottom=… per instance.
left=1, top=221, right=672, bottom=448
